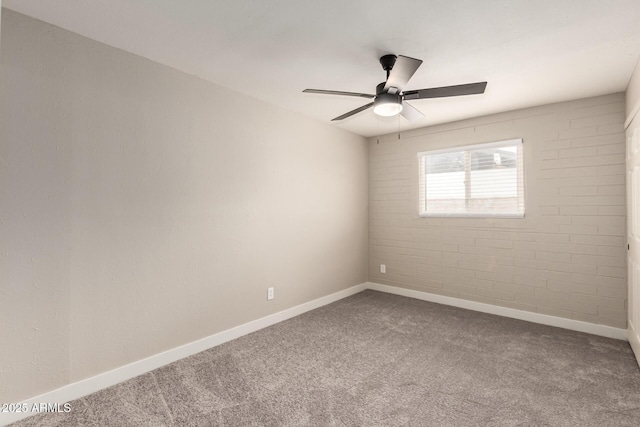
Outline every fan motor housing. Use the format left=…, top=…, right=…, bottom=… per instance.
left=374, top=92, right=402, bottom=106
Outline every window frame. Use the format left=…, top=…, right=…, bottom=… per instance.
left=417, top=138, right=525, bottom=219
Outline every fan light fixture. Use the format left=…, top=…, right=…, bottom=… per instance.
left=373, top=92, right=403, bottom=117
left=303, top=54, right=487, bottom=122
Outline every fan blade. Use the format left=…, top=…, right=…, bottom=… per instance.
left=331, top=102, right=374, bottom=121
left=383, top=55, right=423, bottom=92
left=400, top=101, right=424, bottom=122
left=403, top=82, right=487, bottom=100
left=303, top=89, right=375, bottom=99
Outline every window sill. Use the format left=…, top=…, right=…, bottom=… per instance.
left=419, top=212, right=525, bottom=219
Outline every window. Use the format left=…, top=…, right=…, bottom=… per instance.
left=418, top=139, right=524, bottom=218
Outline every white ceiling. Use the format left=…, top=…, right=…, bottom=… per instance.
left=4, top=0, right=640, bottom=137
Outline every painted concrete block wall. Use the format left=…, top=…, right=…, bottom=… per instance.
left=0, top=10, right=368, bottom=403
left=369, top=93, right=627, bottom=329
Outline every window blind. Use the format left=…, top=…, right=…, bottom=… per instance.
left=418, top=139, right=524, bottom=218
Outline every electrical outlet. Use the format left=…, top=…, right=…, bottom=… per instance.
left=380, top=264, right=386, bottom=274
left=267, top=287, right=274, bottom=300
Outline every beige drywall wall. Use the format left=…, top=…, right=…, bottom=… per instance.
left=0, top=9, right=368, bottom=403
left=369, top=93, right=627, bottom=329
left=626, top=57, right=640, bottom=125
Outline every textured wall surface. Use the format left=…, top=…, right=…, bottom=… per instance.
left=0, top=10, right=368, bottom=403
left=369, top=93, right=627, bottom=329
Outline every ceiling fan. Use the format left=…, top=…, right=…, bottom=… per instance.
left=303, top=54, right=487, bottom=122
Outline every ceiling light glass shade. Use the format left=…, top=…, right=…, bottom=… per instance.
left=373, top=93, right=403, bottom=117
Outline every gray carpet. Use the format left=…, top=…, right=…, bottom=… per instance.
left=10, top=290, right=640, bottom=426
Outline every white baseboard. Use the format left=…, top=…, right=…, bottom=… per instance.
left=3, top=281, right=629, bottom=426
left=367, top=282, right=628, bottom=341
left=629, top=321, right=640, bottom=367
left=0, top=283, right=367, bottom=426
